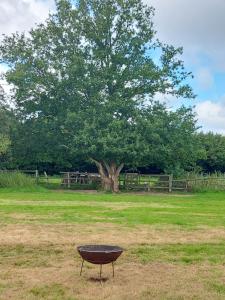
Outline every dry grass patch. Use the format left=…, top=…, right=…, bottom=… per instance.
left=0, top=258, right=224, bottom=300
left=1, top=223, right=225, bottom=246
left=1, top=190, right=225, bottom=299
left=0, top=224, right=225, bottom=299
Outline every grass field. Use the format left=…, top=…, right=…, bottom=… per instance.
left=0, top=188, right=225, bottom=299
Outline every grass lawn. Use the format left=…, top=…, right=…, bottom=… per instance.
left=0, top=188, right=225, bottom=299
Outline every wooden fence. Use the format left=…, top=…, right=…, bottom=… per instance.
left=60, top=172, right=101, bottom=188
left=184, top=177, right=225, bottom=191
left=4, top=169, right=224, bottom=192
left=120, top=173, right=173, bottom=192
left=120, top=173, right=225, bottom=192
left=36, top=171, right=225, bottom=192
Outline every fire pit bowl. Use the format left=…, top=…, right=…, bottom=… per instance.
left=77, top=245, right=123, bottom=278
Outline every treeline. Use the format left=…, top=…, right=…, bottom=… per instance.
left=1, top=104, right=225, bottom=176
left=0, top=0, right=224, bottom=190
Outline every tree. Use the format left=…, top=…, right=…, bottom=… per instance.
left=0, top=0, right=196, bottom=191
left=0, top=133, right=10, bottom=156
left=197, top=132, right=225, bottom=173
left=0, top=85, right=11, bottom=157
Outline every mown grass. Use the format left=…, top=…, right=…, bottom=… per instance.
left=131, top=242, right=225, bottom=264
left=210, top=283, right=225, bottom=295
left=0, top=188, right=225, bottom=227
left=0, top=244, right=65, bottom=268
left=1, top=188, right=225, bottom=299
left=30, top=283, right=77, bottom=300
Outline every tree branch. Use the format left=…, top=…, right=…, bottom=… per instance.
left=90, top=158, right=107, bottom=177
left=116, top=163, right=124, bottom=176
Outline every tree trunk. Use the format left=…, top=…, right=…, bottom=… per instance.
left=91, top=159, right=124, bottom=192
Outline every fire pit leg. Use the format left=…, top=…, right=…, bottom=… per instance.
left=99, top=264, right=102, bottom=279
left=80, top=259, right=84, bottom=276
left=112, top=262, right=114, bottom=277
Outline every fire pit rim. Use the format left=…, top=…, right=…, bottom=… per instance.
left=77, top=244, right=124, bottom=253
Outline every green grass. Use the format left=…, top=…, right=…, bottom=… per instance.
left=1, top=188, right=225, bottom=299
left=29, top=283, right=78, bottom=300
left=131, top=242, right=225, bottom=264
left=210, top=283, right=225, bottom=295
left=0, top=244, right=65, bottom=268
left=0, top=188, right=225, bottom=227
left=29, top=283, right=77, bottom=300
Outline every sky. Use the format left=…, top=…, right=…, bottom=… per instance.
left=0, top=0, right=224, bottom=134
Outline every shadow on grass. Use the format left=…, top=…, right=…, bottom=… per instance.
left=88, top=276, right=109, bottom=283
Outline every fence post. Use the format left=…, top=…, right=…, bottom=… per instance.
left=44, top=171, right=48, bottom=184
left=169, top=174, right=173, bottom=192
left=35, top=170, right=39, bottom=183
left=67, top=172, right=70, bottom=188
left=185, top=180, right=188, bottom=192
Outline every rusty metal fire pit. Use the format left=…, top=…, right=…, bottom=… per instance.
left=77, top=245, right=123, bottom=278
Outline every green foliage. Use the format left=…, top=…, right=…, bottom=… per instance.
left=0, top=134, right=10, bottom=155
left=197, top=132, right=225, bottom=173
left=0, top=105, right=13, bottom=157
left=0, top=0, right=197, bottom=176
left=0, top=172, right=35, bottom=188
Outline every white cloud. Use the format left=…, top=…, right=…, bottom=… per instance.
left=0, top=0, right=55, bottom=37
left=0, top=0, right=56, bottom=105
left=4, top=0, right=223, bottom=73
left=143, top=0, right=225, bottom=134
left=0, top=64, right=10, bottom=91
left=0, top=64, right=14, bottom=106
left=195, top=98, right=225, bottom=135
left=154, top=92, right=190, bottom=109
left=144, top=0, right=225, bottom=72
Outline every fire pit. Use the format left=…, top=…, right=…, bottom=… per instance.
left=77, top=245, right=123, bottom=278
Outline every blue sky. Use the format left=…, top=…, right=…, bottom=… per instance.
left=0, top=0, right=225, bottom=134
left=147, top=0, right=225, bottom=134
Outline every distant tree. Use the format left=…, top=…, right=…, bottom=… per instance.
left=0, top=85, right=11, bottom=157
left=10, top=118, right=73, bottom=170
left=197, top=132, right=225, bottom=173
left=0, top=134, right=10, bottom=156
left=0, top=0, right=196, bottom=191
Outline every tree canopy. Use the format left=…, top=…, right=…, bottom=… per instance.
left=0, top=85, right=11, bottom=157
left=197, top=132, right=225, bottom=173
left=0, top=0, right=200, bottom=191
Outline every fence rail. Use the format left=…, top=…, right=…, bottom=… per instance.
left=120, top=173, right=173, bottom=192
left=2, top=169, right=224, bottom=192
left=121, top=174, right=225, bottom=192
left=39, top=172, right=225, bottom=192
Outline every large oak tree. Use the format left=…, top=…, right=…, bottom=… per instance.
left=0, top=0, right=198, bottom=191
